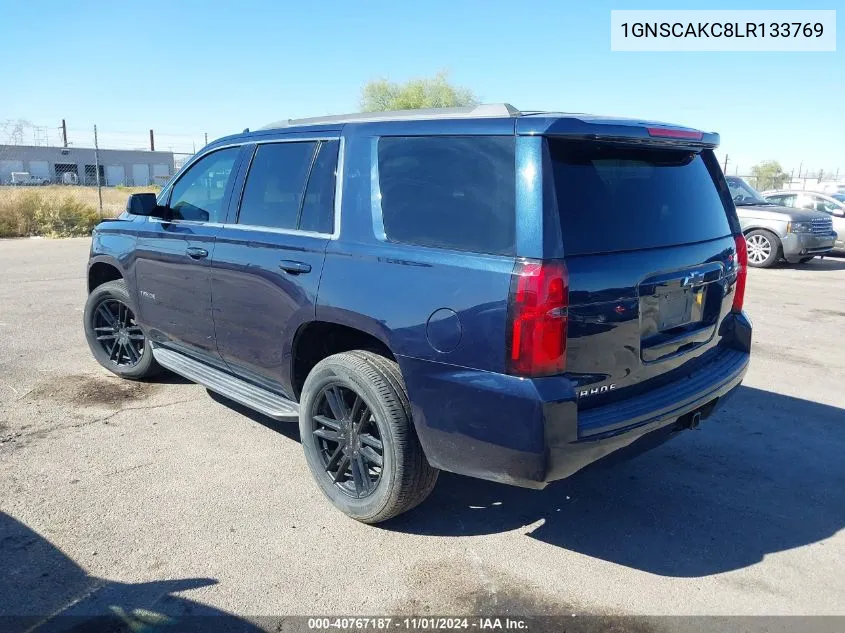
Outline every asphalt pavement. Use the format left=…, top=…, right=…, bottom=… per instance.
left=1, top=237, right=844, bottom=629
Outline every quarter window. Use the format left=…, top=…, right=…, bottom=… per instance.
left=238, top=142, right=317, bottom=229
left=377, top=136, right=516, bottom=255
left=168, top=147, right=239, bottom=222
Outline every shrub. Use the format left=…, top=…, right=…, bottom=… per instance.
left=0, top=190, right=101, bottom=238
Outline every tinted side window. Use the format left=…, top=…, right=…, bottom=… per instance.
left=378, top=136, right=516, bottom=255
left=299, top=140, right=339, bottom=234
left=169, top=147, right=239, bottom=222
left=549, top=141, right=732, bottom=256
left=238, top=142, right=317, bottom=229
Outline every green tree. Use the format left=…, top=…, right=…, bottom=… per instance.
left=750, top=160, right=790, bottom=191
left=360, top=71, right=478, bottom=112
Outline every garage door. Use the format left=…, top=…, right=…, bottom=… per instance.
left=29, top=161, right=50, bottom=180
left=0, top=160, right=24, bottom=183
left=105, top=165, right=126, bottom=187
left=152, top=163, right=170, bottom=185
left=131, top=164, right=150, bottom=186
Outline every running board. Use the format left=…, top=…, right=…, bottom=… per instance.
left=152, top=347, right=299, bottom=421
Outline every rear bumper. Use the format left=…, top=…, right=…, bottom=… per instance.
left=782, top=232, right=837, bottom=262
left=401, top=312, right=751, bottom=489
left=544, top=347, right=747, bottom=483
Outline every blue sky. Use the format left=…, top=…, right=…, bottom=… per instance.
left=1, top=0, right=842, bottom=175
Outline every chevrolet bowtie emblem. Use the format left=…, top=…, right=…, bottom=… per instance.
left=682, top=271, right=705, bottom=287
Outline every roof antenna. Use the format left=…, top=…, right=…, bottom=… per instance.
left=242, top=128, right=250, bottom=134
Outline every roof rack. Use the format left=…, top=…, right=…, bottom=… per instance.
left=259, top=103, right=521, bottom=130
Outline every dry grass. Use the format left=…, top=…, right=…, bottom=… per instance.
left=0, top=185, right=159, bottom=238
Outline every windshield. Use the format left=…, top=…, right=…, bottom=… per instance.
left=726, top=177, right=770, bottom=205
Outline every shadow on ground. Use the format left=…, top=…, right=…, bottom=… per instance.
left=0, top=513, right=263, bottom=633
left=382, top=386, right=845, bottom=578
left=779, top=257, right=845, bottom=271
left=207, top=390, right=300, bottom=442
left=206, top=384, right=845, bottom=577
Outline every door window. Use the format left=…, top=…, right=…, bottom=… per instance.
left=299, top=140, right=339, bottom=234
left=813, top=197, right=839, bottom=214
left=238, top=142, right=318, bottom=229
left=168, top=148, right=240, bottom=222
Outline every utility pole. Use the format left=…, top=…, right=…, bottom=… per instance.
left=93, top=125, right=103, bottom=216
left=204, top=132, right=208, bottom=147
left=61, top=119, right=68, bottom=148
left=722, top=154, right=729, bottom=174
left=149, top=129, right=155, bottom=151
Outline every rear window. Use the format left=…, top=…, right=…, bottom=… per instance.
left=378, top=136, right=515, bottom=255
left=548, top=141, right=731, bottom=256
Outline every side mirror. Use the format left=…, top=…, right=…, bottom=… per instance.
left=125, top=192, right=164, bottom=217
left=832, top=208, right=845, bottom=218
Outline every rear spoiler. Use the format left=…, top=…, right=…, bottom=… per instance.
left=517, top=115, right=719, bottom=150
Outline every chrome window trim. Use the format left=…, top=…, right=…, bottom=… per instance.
left=218, top=222, right=335, bottom=240
left=233, top=136, right=342, bottom=239
left=157, top=135, right=344, bottom=239
left=145, top=218, right=226, bottom=228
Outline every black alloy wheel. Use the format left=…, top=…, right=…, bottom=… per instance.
left=91, top=297, right=146, bottom=367
left=311, top=383, right=384, bottom=498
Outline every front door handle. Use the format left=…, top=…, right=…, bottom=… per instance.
left=186, top=246, right=209, bottom=260
left=278, top=260, right=311, bottom=275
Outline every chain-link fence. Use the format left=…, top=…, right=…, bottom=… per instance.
left=0, top=119, right=207, bottom=188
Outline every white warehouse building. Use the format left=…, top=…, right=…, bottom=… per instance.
left=0, top=144, right=175, bottom=186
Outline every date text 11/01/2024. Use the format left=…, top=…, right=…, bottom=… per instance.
left=307, top=617, right=528, bottom=630
left=620, top=22, right=824, bottom=38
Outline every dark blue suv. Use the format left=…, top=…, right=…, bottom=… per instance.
left=84, top=104, right=752, bottom=523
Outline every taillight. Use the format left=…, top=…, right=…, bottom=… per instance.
left=506, top=259, right=569, bottom=377
left=732, top=234, right=748, bottom=312
left=646, top=127, right=704, bottom=141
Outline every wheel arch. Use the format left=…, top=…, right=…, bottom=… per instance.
left=290, top=317, right=397, bottom=400
left=88, top=256, right=126, bottom=293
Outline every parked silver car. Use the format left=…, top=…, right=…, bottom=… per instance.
left=726, top=176, right=837, bottom=268
left=762, top=189, right=845, bottom=254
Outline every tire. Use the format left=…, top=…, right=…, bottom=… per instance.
left=83, top=279, right=161, bottom=380
left=299, top=350, right=439, bottom=523
left=799, top=257, right=815, bottom=264
left=745, top=230, right=781, bottom=268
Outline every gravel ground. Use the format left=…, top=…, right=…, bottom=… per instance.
left=1, top=237, right=844, bottom=631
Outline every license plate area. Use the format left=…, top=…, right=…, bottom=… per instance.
left=639, top=264, right=723, bottom=364
left=657, top=286, right=705, bottom=331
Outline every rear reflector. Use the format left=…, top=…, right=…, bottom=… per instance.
left=646, top=127, right=704, bottom=141
left=506, top=259, right=568, bottom=377
left=732, top=234, right=748, bottom=312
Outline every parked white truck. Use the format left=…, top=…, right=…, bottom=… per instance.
left=9, top=172, right=50, bottom=186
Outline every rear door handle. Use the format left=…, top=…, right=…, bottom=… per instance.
left=186, top=247, right=209, bottom=259
left=278, top=260, right=311, bottom=275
